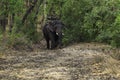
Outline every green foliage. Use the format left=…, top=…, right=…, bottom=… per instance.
left=111, top=14, right=120, bottom=47
left=62, top=0, right=89, bottom=43
left=61, top=0, right=120, bottom=47
left=0, top=31, right=31, bottom=50
left=0, top=0, right=120, bottom=48
left=7, top=32, right=30, bottom=48
left=96, top=30, right=112, bottom=43
left=0, top=0, right=24, bottom=16
left=0, top=0, right=42, bottom=49
left=23, top=22, right=39, bottom=43
left=21, top=13, right=41, bottom=43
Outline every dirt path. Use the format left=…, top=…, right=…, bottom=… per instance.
left=0, top=43, right=120, bottom=80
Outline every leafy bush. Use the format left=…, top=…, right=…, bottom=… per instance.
left=7, top=32, right=31, bottom=48
left=61, top=0, right=120, bottom=47
left=0, top=0, right=120, bottom=48
left=111, top=14, right=120, bottom=47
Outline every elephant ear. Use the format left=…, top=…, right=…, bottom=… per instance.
left=47, top=24, right=55, bottom=32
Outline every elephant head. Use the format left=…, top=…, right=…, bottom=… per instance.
left=53, top=20, right=64, bottom=48
left=48, top=20, right=64, bottom=48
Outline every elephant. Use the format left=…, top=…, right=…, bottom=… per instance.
left=43, top=20, right=64, bottom=49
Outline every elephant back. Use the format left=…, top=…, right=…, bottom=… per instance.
left=45, top=22, right=56, bottom=32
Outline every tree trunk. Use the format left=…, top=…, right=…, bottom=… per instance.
left=22, top=0, right=38, bottom=24
left=34, top=0, right=43, bottom=21
left=1, top=17, right=7, bottom=42
left=0, top=17, right=7, bottom=32
left=9, top=14, right=15, bottom=32
left=43, top=0, right=47, bottom=24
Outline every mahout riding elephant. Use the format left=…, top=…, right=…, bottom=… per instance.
left=43, top=20, right=64, bottom=49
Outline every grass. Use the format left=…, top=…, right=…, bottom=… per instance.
left=93, top=55, right=105, bottom=63
left=110, top=49, right=120, bottom=60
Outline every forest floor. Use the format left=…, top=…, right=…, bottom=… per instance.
left=0, top=42, right=120, bottom=80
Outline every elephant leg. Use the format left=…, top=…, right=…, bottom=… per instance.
left=57, top=33, right=62, bottom=48
left=55, top=35, right=59, bottom=47
left=46, top=39, right=50, bottom=49
left=51, top=40, right=56, bottom=49
left=43, top=32, right=50, bottom=49
left=49, top=32, right=56, bottom=49
left=51, top=37, right=56, bottom=49
left=44, top=36, right=50, bottom=49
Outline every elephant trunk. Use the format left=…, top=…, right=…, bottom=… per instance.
left=57, top=33, right=62, bottom=48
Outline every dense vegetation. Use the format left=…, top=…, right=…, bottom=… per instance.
left=0, top=0, right=120, bottom=48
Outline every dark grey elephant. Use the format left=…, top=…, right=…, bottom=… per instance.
left=43, top=20, right=64, bottom=49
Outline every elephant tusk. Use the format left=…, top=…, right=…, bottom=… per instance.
left=62, top=33, right=64, bottom=36
left=56, top=33, right=64, bottom=36
left=56, top=33, right=59, bottom=35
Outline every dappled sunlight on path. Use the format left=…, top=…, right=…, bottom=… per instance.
left=0, top=43, right=120, bottom=80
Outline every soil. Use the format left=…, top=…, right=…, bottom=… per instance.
left=0, top=42, right=120, bottom=80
